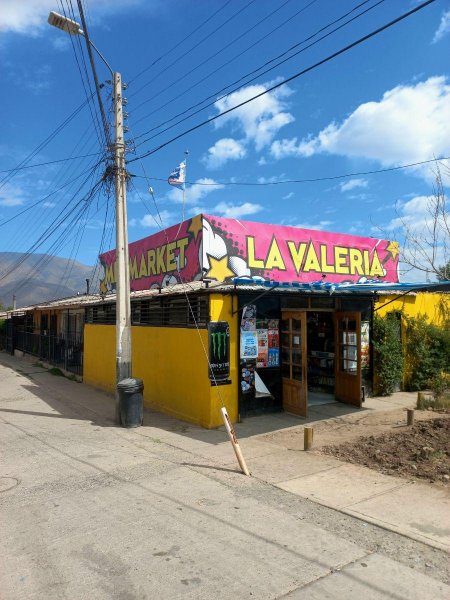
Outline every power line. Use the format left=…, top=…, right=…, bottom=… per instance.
left=76, top=0, right=112, bottom=147
left=59, top=0, right=104, bottom=148
left=131, top=0, right=303, bottom=116
left=0, top=173, right=104, bottom=285
left=0, top=157, right=103, bottom=229
left=129, top=0, right=436, bottom=163
left=130, top=156, right=450, bottom=187
left=0, top=153, right=103, bottom=174
left=128, top=0, right=233, bottom=85
left=129, top=0, right=258, bottom=102
left=0, top=94, right=95, bottom=190
left=132, top=0, right=381, bottom=147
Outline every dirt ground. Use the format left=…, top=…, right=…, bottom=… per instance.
left=260, top=406, right=450, bottom=485
left=322, top=417, right=450, bottom=485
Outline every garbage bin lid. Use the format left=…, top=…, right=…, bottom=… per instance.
left=117, top=377, right=144, bottom=392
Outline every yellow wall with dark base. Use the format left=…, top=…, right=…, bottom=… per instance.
left=375, top=292, right=449, bottom=325
left=83, top=294, right=238, bottom=428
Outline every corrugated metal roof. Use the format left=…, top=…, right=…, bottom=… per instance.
left=5, top=278, right=448, bottom=317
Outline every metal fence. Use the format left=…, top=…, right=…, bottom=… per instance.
left=13, top=331, right=83, bottom=376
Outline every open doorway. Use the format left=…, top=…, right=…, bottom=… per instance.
left=306, top=312, right=337, bottom=407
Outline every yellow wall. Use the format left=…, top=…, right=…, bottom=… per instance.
left=375, top=292, right=449, bottom=325
left=83, top=295, right=239, bottom=428
left=209, top=293, right=238, bottom=426
left=84, top=324, right=116, bottom=393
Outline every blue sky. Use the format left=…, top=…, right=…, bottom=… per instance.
left=0, top=0, right=449, bottom=282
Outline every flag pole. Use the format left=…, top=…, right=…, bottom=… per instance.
left=182, top=150, right=189, bottom=222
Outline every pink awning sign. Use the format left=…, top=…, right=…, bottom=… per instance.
left=99, top=214, right=399, bottom=291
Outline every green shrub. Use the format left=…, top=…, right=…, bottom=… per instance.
left=372, top=312, right=404, bottom=396
left=405, top=315, right=450, bottom=391
left=430, top=371, right=450, bottom=400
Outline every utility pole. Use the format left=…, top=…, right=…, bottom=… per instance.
left=48, top=11, right=133, bottom=424
left=113, top=71, right=132, bottom=422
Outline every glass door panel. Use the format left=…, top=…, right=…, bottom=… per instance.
left=335, top=312, right=362, bottom=407
left=281, top=311, right=307, bottom=416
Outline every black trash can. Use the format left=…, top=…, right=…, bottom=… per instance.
left=117, top=378, right=144, bottom=428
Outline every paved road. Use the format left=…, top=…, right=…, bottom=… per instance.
left=0, top=354, right=448, bottom=599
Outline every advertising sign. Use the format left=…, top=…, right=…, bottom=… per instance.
left=208, top=321, right=230, bottom=382
left=100, top=214, right=400, bottom=292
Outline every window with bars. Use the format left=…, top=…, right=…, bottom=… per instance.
left=86, top=295, right=209, bottom=328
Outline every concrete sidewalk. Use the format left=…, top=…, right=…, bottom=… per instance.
left=0, top=353, right=449, bottom=599
left=136, top=395, right=450, bottom=553
left=2, top=352, right=449, bottom=552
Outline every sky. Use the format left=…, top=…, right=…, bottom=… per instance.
left=0, top=0, right=449, bottom=285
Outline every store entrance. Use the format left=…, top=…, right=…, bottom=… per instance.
left=281, top=309, right=363, bottom=417
left=306, top=312, right=336, bottom=407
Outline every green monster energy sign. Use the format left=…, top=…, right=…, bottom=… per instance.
left=208, top=321, right=230, bottom=382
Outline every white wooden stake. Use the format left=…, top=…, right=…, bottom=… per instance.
left=221, top=407, right=250, bottom=476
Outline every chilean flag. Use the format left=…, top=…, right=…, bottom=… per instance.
left=168, top=161, right=186, bottom=189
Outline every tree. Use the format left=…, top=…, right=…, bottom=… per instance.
left=436, top=260, right=450, bottom=281
left=393, top=164, right=449, bottom=281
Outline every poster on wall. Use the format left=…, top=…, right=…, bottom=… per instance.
left=241, top=305, right=256, bottom=331
left=257, top=329, right=268, bottom=368
left=240, top=362, right=255, bottom=394
left=208, top=321, right=230, bottom=382
left=268, top=348, right=280, bottom=367
left=361, top=321, right=370, bottom=369
left=240, top=331, right=258, bottom=359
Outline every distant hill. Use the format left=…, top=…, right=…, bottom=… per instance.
left=0, top=252, right=96, bottom=308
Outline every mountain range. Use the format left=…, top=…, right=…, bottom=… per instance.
left=0, top=253, right=96, bottom=309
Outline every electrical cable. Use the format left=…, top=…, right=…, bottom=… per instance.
left=128, top=0, right=233, bottom=85
left=131, top=0, right=301, bottom=114
left=59, top=0, right=104, bottom=148
left=0, top=155, right=104, bottom=230
left=0, top=93, right=95, bottom=190
left=131, top=156, right=450, bottom=187
left=0, top=168, right=104, bottom=281
left=0, top=153, right=103, bottom=174
left=132, top=0, right=383, bottom=146
left=76, top=0, right=112, bottom=147
left=128, top=0, right=258, bottom=101
left=5, top=176, right=104, bottom=295
left=129, top=0, right=436, bottom=163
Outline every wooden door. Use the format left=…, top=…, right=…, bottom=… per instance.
left=281, top=311, right=307, bottom=416
left=334, top=312, right=362, bottom=407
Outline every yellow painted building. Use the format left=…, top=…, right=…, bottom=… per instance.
left=84, top=292, right=238, bottom=429
left=375, top=291, right=449, bottom=325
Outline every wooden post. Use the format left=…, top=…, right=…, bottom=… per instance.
left=407, top=408, right=415, bottom=426
left=221, top=407, right=250, bottom=476
left=417, top=391, right=426, bottom=409
left=304, top=426, right=313, bottom=451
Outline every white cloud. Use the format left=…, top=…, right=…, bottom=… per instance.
left=282, top=192, right=294, bottom=200
left=270, top=77, right=450, bottom=180
left=202, top=138, right=246, bottom=169
left=380, top=193, right=448, bottom=280
left=213, top=202, right=262, bottom=219
left=433, top=9, right=450, bottom=43
left=42, top=201, right=56, bottom=208
left=293, top=220, right=333, bottom=231
left=340, top=178, right=368, bottom=192
left=257, top=174, right=285, bottom=184
left=167, top=178, right=224, bottom=205
left=213, top=81, right=294, bottom=151
left=384, top=195, right=431, bottom=232
left=271, top=137, right=315, bottom=159
left=140, top=209, right=174, bottom=228
left=0, top=0, right=144, bottom=34
left=0, top=183, right=25, bottom=206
